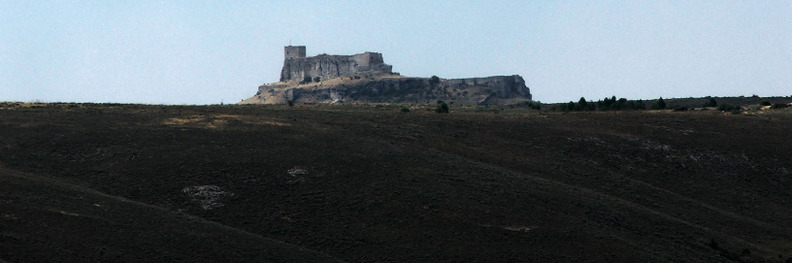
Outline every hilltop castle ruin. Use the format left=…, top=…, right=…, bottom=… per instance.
left=280, top=46, right=393, bottom=82
left=242, top=46, right=531, bottom=105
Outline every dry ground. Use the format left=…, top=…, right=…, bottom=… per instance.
left=1, top=102, right=791, bottom=262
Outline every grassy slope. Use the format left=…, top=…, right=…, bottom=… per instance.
left=1, top=102, right=791, bottom=262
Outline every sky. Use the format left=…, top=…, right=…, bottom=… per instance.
left=1, top=1, right=790, bottom=104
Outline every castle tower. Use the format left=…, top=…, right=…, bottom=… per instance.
left=284, top=45, right=306, bottom=59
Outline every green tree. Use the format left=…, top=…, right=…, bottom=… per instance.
left=704, top=98, right=717, bottom=107
left=566, top=101, right=575, bottom=111
left=651, top=97, right=666, bottom=110
left=634, top=99, right=646, bottom=110
left=435, top=100, right=449, bottom=113
left=578, top=97, right=588, bottom=110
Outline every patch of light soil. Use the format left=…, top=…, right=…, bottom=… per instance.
left=182, top=185, right=233, bottom=210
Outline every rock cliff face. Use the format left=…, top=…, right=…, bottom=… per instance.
left=242, top=46, right=532, bottom=105
left=280, top=52, right=393, bottom=82
left=243, top=75, right=531, bottom=105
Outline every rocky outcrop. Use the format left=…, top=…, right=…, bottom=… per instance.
left=242, top=46, right=532, bottom=105
left=243, top=75, right=531, bottom=105
left=280, top=53, right=393, bottom=82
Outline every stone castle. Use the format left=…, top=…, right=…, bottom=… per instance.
left=241, top=46, right=531, bottom=105
left=280, top=46, right=393, bottom=82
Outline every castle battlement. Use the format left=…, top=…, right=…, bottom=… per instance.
left=279, top=46, right=393, bottom=82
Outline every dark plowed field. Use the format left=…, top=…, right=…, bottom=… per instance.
left=1, top=103, right=791, bottom=262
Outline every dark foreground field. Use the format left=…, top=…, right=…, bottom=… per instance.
left=1, top=103, right=791, bottom=262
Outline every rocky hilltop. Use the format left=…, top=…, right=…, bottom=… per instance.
left=242, top=46, right=531, bottom=105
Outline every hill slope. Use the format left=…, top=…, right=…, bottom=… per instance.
left=1, top=102, right=791, bottom=262
left=0, top=166, right=342, bottom=262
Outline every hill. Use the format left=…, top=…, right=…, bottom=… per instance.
left=242, top=46, right=532, bottom=105
left=1, top=102, right=791, bottom=262
left=242, top=74, right=532, bottom=105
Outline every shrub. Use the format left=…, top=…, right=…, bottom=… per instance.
left=522, top=101, right=541, bottom=110
left=577, top=97, right=589, bottom=110
left=771, top=103, right=790, bottom=109
left=400, top=106, right=410, bottom=113
left=435, top=100, right=449, bottom=113
left=301, top=76, right=313, bottom=84
left=313, top=76, right=321, bottom=82
left=651, top=97, right=667, bottom=110
left=430, top=75, right=441, bottom=86
left=704, top=98, right=718, bottom=107
left=633, top=99, right=646, bottom=110
left=555, top=101, right=574, bottom=112
left=760, top=100, right=772, bottom=106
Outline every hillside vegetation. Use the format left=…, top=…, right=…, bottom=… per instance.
left=1, top=102, right=791, bottom=262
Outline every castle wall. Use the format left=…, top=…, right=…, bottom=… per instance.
left=351, top=52, right=384, bottom=67
left=280, top=49, right=392, bottom=82
left=284, top=46, right=306, bottom=59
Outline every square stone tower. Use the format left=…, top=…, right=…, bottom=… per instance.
left=284, top=45, right=306, bottom=59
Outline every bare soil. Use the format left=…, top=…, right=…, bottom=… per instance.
left=1, top=102, right=791, bottom=262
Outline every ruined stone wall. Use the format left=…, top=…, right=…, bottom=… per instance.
left=284, top=46, right=306, bottom=60
left=351, top=53, right=384, bottom=67
left=279, top=52, right=392, bottom=82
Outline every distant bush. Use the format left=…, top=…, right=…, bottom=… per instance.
left=435, top=100, right=449, bottom=113
left=760, top=100, right=771, bottom=106
left=557, top=101, right=574, bottom=112
left=672, top=106, right=688, bottom=111
left=400, top=106, right=410, bottom=113
left=430, top=75, right=441, bottom=86
left=577, top=97, right=593, bottom=111
left=522, top=101, right=542, bottom=110
left=596, top=96, right=618, bottom=110
left=556, top=96, right=648, bottom=111
left=596, top=96, right=646, bottom=110
left=313, top=76, right=321, bottom=82
left=650, top=97, right=667, bottom=110
left=771, top=103, right=790, bottom=109
left=633, top=99, right=646, bottom=110
left=703, top=98, right=718, bottom=107
left=301, top=76, right=313, bottom=84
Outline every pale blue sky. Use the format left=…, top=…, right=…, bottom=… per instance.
left=2, top=1, right=790, bottom=104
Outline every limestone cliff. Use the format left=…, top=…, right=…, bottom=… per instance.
left=242, top=46, right=532, bottom=105
left=242, top=75, right=531, bottom=105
